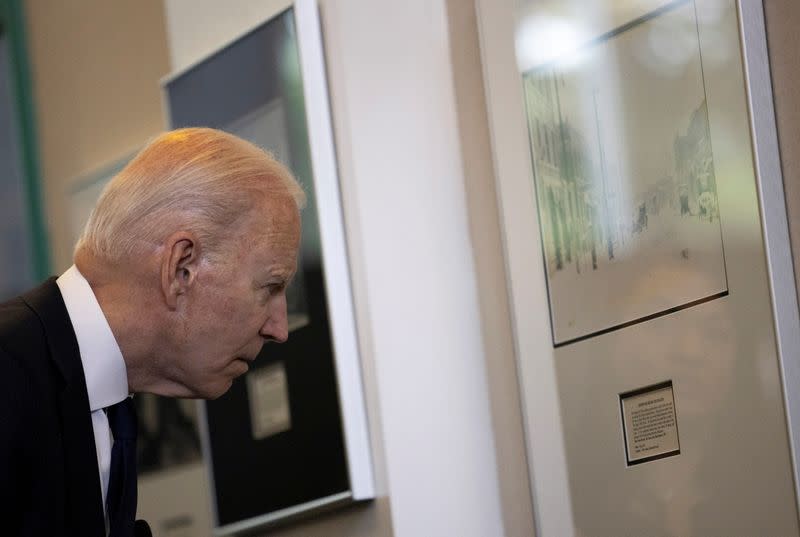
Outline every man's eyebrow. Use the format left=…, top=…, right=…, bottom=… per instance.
left=257, top=267, right=295, bottom=284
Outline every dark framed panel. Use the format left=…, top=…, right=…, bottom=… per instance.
left=163, top=2, right=373, bottom=534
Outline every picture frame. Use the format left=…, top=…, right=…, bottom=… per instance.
left=475, top=0, right=800, bottom=534
left=520, top=1, right=729, bottom=345
left=162, top=1, right=374, bottom=534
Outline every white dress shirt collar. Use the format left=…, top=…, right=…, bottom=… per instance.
left=56, top=265, right=129, bottom=411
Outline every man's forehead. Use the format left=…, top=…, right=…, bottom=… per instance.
left=243, top=197, right=301, bottom=251
left=254, top=194, right=300, bottom=226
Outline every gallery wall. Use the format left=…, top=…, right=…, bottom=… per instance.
left=443, top=0, right=536, bottom=534
left=17, top=0, right=800, bottom=535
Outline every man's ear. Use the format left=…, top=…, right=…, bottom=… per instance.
left=161, top=231, right=200, bottom=309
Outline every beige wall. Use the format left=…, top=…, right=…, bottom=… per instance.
left=25, top=0, right=169, bottom=272
left=445, top=1, right=535, bottom=535
left=764, top=0, right=800, bottom=303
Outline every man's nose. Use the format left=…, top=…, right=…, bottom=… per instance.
left=260, top=303, right=289, bottom=343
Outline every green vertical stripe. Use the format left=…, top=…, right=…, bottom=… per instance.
left=1, top=0, right=51, bottom=278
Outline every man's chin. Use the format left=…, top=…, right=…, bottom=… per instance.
left=197, top=378, right=236, bottom=400
left=190, top=362, right=249, bottom=399
left=202, top=380, right=233, bottom=401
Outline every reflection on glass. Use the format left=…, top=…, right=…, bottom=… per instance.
left=166, top=9, right=353, bottom=527
left=520, top=0, right=728, bottom=344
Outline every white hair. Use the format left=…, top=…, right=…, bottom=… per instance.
left=76, top=127, right=306, bottom=264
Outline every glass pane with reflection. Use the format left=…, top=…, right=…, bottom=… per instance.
left=516, top=0, right=734, bottom=345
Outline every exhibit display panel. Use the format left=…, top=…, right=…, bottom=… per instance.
left=163, top=1, right=374, bottom=534
left=476, top=0, right=800, bottom=535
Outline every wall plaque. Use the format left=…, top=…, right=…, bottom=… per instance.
left=620, top=381, right=680, bottom=465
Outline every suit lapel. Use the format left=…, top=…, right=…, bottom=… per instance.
left=23, top=279, right=106, bottom=537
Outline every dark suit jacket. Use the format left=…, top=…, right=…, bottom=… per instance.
left=0, top=278, right=105, bottom=536
left=0, top=279, right=149, bottom=537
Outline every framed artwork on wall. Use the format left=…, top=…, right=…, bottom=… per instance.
left=476, top=0, right=800, bottom=535
left=522, top=1, right=729, bottom=345
left=163, top=1, right=374, bottom=534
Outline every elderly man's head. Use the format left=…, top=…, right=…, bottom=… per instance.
left=75, top=128, right=305, bottom=399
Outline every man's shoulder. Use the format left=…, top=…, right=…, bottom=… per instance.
left=0, top=279, right=60, bottom=374
left=0, top=283, right=50, bottom=342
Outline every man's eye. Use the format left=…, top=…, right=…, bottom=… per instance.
left=266, top=283, right=285, bottom=294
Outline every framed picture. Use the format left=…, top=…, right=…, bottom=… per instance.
left=477, top=0, right=800, bottom=534
left=522, top=1, right=728, bottom=345
left=162, top=1, right=374, bottom=534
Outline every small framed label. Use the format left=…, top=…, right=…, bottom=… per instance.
left=246, top=362, right=292, bottom=440
left=620, top=381, right=680, bottom=466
